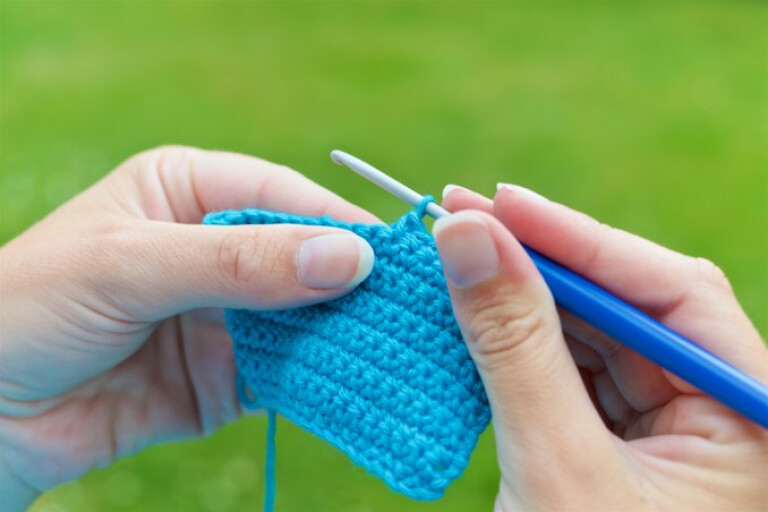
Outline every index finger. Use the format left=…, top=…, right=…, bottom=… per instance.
left=443, top=184, right=767, bottom=382
left=118, top=146, right=382, bottom=225
left=491, top=184, right=766, bottom=381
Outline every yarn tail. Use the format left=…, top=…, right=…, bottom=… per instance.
left=264, top=409, right=277, bottom=512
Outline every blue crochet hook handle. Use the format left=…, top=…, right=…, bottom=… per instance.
left=331, top=150, right=768, bottom=429
left=528, top=248, right=768, bottom=429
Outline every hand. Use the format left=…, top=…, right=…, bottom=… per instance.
left=435, top=185, right=768, bottom=511
left=0, top=146, right=378, bottom=510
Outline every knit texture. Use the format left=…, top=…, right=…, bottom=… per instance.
left=204, top=206, right=491, bottom=500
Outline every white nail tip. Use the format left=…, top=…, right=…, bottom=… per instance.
left=496, top=183, right=548, bottom=201
left=442, top=184, right=464, bottom=199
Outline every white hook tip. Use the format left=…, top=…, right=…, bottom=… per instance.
left=330, top=149, right=348, bottom=166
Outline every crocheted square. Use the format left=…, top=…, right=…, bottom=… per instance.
left=204, top=207, right=491, bottom=500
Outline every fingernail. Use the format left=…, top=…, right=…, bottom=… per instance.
left=496, top=183, right=549, bottom=202
left=433, top=212, right=500, bottom=289
left=442, top=183, right=466, bottom=199
left=297, top=234, right=374, bottom=289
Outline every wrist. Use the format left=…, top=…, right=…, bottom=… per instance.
left=0, top=452, right=40, bottom=511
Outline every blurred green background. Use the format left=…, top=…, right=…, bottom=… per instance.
left=1, top=1, right=766, bottom=511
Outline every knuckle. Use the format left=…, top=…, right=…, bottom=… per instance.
left=139, top=145, right=197, bottom=161
left=120, top=145, right=199, bottom=178
left=69, top=220, right=140, bottom=282
left=93, top=221, right=140, bottom=261
left=693, top=257, right=732, bottom=293
left=217, top=229, right=285, bottom=285
left=274, top=163, right=302, bottom=178
left=579, top=221, right=621, bottom=273
left=464, top=292, right=553, bottom=366
left=667, top=395, right=705, bottom=434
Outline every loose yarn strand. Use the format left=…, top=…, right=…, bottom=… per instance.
left=264, top=409, right=277, bottom=512
left=235, top=375, right=277, bottom=511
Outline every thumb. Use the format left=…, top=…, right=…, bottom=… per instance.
left=118, top=221, right=374, bottom=318
left=432, top=211, right=615, bottom=480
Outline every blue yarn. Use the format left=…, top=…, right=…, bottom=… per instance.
left=237, top=375, right=277, bottom=512
left=415, top=194, right=435, bottom=218
left=264, top=410, right=277, bottom=512
left=204, top=199, right=490, bottom=501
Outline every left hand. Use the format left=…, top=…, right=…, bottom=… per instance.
left=0, top=146, right=379, bottom=509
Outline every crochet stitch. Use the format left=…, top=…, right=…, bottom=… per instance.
left=204, top=203, right=491, bottom=500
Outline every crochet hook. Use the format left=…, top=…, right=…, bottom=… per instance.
left=330, top=149, right=768, bottom=429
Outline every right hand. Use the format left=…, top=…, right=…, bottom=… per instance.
left=435, top=184, right=768, bottom=511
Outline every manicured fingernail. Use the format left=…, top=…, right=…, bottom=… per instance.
left=496, top=183, right=548, bottom=202
left=433, top=212, right=500, bottom=289
left=442, top=183, right=466, bottom=199
left=297, top=234, right=374, bottom=289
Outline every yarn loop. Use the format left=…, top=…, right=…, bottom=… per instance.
left=415, top=194, right=435, bottom=219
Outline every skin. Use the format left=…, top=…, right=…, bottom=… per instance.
left=0, top=146, right=379, bottom=510
left=1, top=146, right=766, bottom=510
left=435, top=186, right=768, bottom=511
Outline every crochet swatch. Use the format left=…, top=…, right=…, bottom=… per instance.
left=204, top=205, right=491, bottom=500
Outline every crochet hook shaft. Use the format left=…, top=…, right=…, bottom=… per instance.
left=331, top=150, right=450, bottom=218
left=330, top=149, right=768, bottom=429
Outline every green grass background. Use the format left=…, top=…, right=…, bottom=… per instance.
left=1, top=1, right=766, bottom=511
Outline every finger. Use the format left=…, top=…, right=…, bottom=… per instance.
left=592, top=368, right=635, bottom=433
left=111, top=221, right=375, bottom=319
left=441, top=184, right=493, bottom=213
left=493, top=184, right=711, bottom=317
left=177, top=311, right=241, bottom=434
left=492, top=184, right=768, bottom=384
left=444, top=186, right=680, bottom=412
left=443, top=186, right=760, bottom=404
left=561, top=309, right=678, bottom=414
left=115, top=146, right=382, bottom=224
left=629, top=394, right=763, bottom=442
left=569, top=339, right=614, bottom=429
left=442, top=185, right=678, bottom=414
left=432, top=210, right=617, bottom=477
left=443, top=185, right=679, bottom=412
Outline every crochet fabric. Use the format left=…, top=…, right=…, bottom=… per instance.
left=204, top=206, right=491, bottom=500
